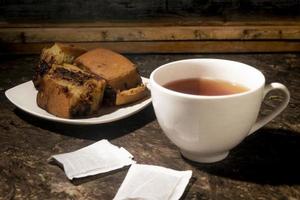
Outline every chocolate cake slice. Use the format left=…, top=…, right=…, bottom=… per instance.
left=33, top=43, right=87, bottom=89
left=37, top=64, right=106, bottom=118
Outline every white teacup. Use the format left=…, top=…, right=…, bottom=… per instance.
left=150, top=59, right=290, bottom=163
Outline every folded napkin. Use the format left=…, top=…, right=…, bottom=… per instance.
left=113, top=164, right=192, bottom=200
left=49, top=139, right=135, bottom=180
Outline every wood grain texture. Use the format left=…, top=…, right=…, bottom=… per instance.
left=1, top=1, right=300, bottom=54
left=1, top=25, right=300, bottom=43
left=1, top=0, right=299, bottom=21
left=2, top=41, right=300, bottom=54
left=0, top=53, right=300, bottom=199
left=1, top=16, right=300, bottom=27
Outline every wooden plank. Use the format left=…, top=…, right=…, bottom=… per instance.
left=1, top=0, right=299, bottom=22
left=2, top=41, right=300, bottom=54
left=1, top=25, right=300, bottom=43
left=1, top=16, right=300, bottom=28
left=0, top=0, right=165, bottom=21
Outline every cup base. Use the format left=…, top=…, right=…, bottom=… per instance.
left=181, top=150, right=229, bottom=163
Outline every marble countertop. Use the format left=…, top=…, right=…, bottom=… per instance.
left=0, top=53, right=299, bottom=199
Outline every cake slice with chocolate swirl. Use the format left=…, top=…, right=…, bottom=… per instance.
left=37, top=64, right=106, bottom=118
left=33, top=43, right=87, bottom=89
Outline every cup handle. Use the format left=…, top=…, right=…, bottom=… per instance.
left=248, top=83, right=290, bottom=135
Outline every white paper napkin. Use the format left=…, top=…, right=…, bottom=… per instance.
left=113, top=164, right=192, bottom=200
left=49, top=139, right=135, bottom=180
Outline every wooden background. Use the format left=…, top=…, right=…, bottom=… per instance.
left=1, top=0, right=300, bottom=21
left=0, top=0, right=300, bottom=54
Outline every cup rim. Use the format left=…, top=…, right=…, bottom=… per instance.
left=150, top=58, right=265, bottom=99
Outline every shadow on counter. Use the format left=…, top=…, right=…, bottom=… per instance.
left=14, top=104, right=156, bottom=141
left=185, top=128, right=300, bottom=186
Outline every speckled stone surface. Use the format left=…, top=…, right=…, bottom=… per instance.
left=0, top=53, right=299, bottom=200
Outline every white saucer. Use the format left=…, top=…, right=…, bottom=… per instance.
left=5, top=77, right=151, bottom=125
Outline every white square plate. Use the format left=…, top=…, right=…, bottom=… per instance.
left=5, top=77, right=151, bottom=125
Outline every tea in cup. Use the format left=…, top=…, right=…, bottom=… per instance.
left=150, top=59, right=290, bottom=163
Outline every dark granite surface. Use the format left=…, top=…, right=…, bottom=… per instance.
left=0, top=53, right=299, bottom=200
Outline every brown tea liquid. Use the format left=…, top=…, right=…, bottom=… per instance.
left=163, top=78, right=249, bottom=96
